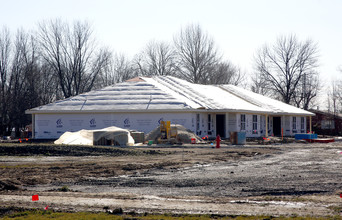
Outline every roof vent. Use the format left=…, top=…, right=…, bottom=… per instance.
left=125, top=77, right=145, bottom=82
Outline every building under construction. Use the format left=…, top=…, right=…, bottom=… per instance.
left=26, top=76, right=314, bottom=139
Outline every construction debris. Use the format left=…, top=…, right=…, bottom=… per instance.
left=145, top=124, right=203, bottom=144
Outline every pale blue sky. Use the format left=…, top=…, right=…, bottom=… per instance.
left=0, top=0, right=341, bottom=94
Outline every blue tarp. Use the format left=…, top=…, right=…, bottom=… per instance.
left=295, top=133, right=317, bottom=140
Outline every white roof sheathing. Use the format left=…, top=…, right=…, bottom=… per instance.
left=26, top=76, right=313, bottom=116
left=31, top=80, right=192, bottom=112
left=148, top=76, right=269, bottom=113
left=219, top=85, right=314, bottom=116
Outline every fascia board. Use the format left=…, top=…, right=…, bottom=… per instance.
left=25, top=109, right=208, bottom=114
left=26, top=108, right=272, bottom=115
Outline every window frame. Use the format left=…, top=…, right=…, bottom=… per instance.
left=292, top=116, right=297, bottom=132
left=196, top=114, right=200, bottom=131
left=252, top=115, right=258, bottom=134
left=208, top=114, right=211, bottom=131
left=240, top=114, right=246, bottom=131
left=300, top=117, right=305, bottom=132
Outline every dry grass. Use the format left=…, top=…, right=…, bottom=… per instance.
left=2, top=209, right=340, bottom=220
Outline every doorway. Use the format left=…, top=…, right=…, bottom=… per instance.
left=216, top=114, right=226, bottom=138
left=273, top=117, right=281, bottom=136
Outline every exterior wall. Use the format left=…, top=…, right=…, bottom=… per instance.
left=288, top=116, right=307, bottom=136
left=283, top=116, right=291, bottom=136
left=228, top=113, right=237, bottom=138
left=237, top=113, right=261, bottom=138
left=274, top=115, right=307, bottom=137
left=237, top=114, right=306, bottom=138
left=225, top=113, right=230, bottom=138
left=260, top=115, right=272, bottom=136
left=212, top=113, right=227, bottom=138
left=33, top=111, right=309, bottom=139
left=268, top=116, right=273, bottom=135
left=206, top=113, right=214, bottom=137
left=34, top=112, right=195, bottom=139
left=310, top=110, right=342, bottom=136
left=260, top=115, right=265, bottom=136
left=194, top=112, right=210, bottom=137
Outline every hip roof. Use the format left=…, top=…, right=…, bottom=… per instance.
left=26, top=76, right=314, bottom=116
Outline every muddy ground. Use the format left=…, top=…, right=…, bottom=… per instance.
left=1, top=142, right=342, bottom=217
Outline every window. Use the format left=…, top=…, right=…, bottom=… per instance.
left=240, top=114, right=246, bottom=131
left=208, top=114, right=211, bottom=131
left=322, top=120, right=335, bottom=129
left=292, top=117, right=297, bottom=132
left=196, top=114, right=200, bottom=131
left=253, top=115, right=258, bottom=134
left=301, top=117, right=305, bottom=132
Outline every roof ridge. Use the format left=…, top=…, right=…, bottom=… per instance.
left=218, top=85, right=265, bottom=108
left=148, top=76, right=203, bottom=109
left=154, top=76, right=213, bottom=109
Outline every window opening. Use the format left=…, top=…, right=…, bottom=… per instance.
left=300, top=117, right=305, bottom=132
left=240, top=114, right=246, bottom=131
left=208, top=114, right=211, bottom=131
left=292, top=117, right=297, bottom=133
left=196, top=114, right=200, bottom=132
left=253, top=115, right=258, bottom=134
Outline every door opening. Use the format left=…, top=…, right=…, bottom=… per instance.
left=273, top=117, right=281, bottom=136
left=216, top=114, right=226, bottom=138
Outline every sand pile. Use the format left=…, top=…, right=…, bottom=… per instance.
left=145, top=124, right=203, bottom=144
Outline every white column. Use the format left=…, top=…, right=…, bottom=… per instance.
left=32, top=114, right=35, bottom=139
left=265, top=114, right=268, bottom=137
left=282, top=115, right=285, bottom=137
left=309, top=116, right=312, bottom=133
left=226, top=112, right=229, bottom=138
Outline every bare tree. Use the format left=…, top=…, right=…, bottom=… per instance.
left=292, top=71, right=320, bottom=110
left=133, top=40, right=177, bottom=76
left=173, top=24, right=220, bottom=84
left=327, top=80, right=339, bottom=114
left=254, top=34, right=319, bottom=105
left=37, top=19, right=112, bottom=98
left=250, top=70, right=272, bottom=96
left=98, top=53, right=134, bottom=87
left=0, top=27, right=11, bottom=136
left=330, top=67, right=342, bottom=114
left=113, top=54, right=135, bottom=83
left=207, top=61, right=246, bottom=86
left=7, top=29, right=42, bottom=136
left=38, top=62, right=59, bottom=103
left=0, top=21, right=114, bottom=137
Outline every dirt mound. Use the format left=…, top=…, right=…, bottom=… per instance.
left=0, top=179, right=20, bottom=191
left=145, top=124, right=204, bottom=144
left=0, top=144, right=166, bottom=156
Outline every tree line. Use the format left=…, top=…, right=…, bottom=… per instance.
left=0, top=19, right=322, bottom=137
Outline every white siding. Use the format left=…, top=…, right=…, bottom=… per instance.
left=195, top=113, right=208, bottom=136
left=34, top=112, right=194, bottom=139
left=236, top=113, right=261, bottom=137
left=229, top=113, right=237, bottom=134
left=207, top=113, right=214, bottom=137
left=291, top=116, right=307, bottom=135
left=260, top=115, right=265, bottom=136
left=34, top=111, right=309, bottom=139
left=284, top=116, right=291, bottom=136
left=268, top=116, right=273, bottom=135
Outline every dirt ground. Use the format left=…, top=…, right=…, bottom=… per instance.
left=1, top=142, right=342, bottom=217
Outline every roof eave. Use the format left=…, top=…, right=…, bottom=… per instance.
left=269, top=112, right=315, bottom=116
left=25, top=109, right=206, bottom=114
left=26, top=108, right=272, bottom=114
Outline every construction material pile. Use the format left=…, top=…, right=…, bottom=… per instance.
left=145, top=124, right=203, bottom=144
left=54, top=126, right=134, bottom=146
